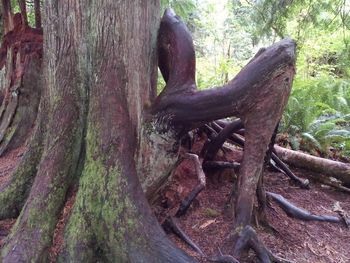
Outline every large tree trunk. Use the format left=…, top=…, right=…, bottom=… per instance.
left=1, top=1, right=195, bottom=262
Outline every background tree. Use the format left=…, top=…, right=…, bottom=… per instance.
left=0, top=1, right=194, bottom=262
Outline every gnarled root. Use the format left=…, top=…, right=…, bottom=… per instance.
left=215, top=226, right=294, bottom=263
left=267, top=192, right=350, bottom=226
left=163, top=216, right=205, bottom=256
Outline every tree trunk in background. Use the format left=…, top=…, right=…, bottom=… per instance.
left=1, top=0, right=13, bottom=34
left=1, top=1, right=195, bottom=262
left=34, top=0, right=41, bottom=29
left=18, top=0, right=28, bottom=26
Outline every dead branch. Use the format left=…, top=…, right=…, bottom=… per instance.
left=271, top=153, right=310, bottom=188
left=274, top=145, right=350, bottom=187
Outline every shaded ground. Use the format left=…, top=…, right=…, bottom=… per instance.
left=0, top=140, right=349, bottom=262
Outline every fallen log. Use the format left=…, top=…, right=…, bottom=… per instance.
left=274, top=145, right=350, bottom=187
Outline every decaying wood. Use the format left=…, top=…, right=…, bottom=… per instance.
left=304, top=172, right=350, bottom=194
left=0, top=12, right=43, bottom=156
left=176, top=153, right=206, bottom=217
left=274, top=145, right=350, bottom=186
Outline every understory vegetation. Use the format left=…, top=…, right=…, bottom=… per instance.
left=161, top=0, right=350, bottom=158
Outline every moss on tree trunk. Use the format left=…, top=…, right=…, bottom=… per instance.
left=1, top=1, right=196, bottom=262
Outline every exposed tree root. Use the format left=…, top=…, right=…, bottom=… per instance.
left=155, top=8, right=349, bottom=263
left=256, top=172, right=268, bottom=223
left=208, top=248, right=239, bottom=263
left=270, top=153, right=309, bottom=189
left=163, top=216, right=205, bottom=256
left=265, top=124, right=279, bottom=165
left=211, top=225, right=294, bottom=263
left=267, top=191, right=350, bottom=225
left=156, top=22, right=298, bottom=258
left=203, top=119, right=243, bottom=161
left=236, top=226, right=294, bottom=263
left=166, top=122, right=350, bottom=262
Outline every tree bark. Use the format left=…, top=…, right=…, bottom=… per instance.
left=34, top=0, right=41, bottom=29
left=1, top=0, right=13, bottom=34
left=18, top=0, right=28, bottom=26
left=274, top=145, right=350, bottom=187
left=1, top=1, right=195, bottom=262
left=0, top=0, right=44, bottom=223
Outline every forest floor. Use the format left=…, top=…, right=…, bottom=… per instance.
left=0, top=139, right=349, bottom=263
left=154, top=137, right=350, bottom=263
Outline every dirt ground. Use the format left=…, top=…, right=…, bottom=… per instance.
left=0, top=141, right=349, bottom=263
